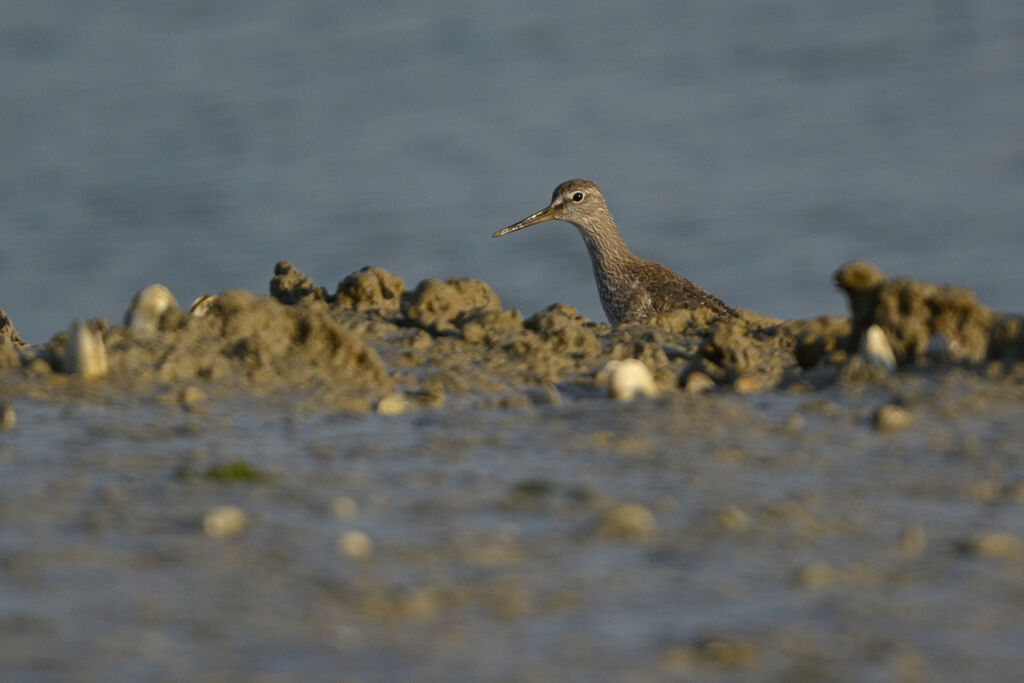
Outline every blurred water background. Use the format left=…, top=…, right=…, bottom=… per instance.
left=2, top=0, right=1022, bottom=344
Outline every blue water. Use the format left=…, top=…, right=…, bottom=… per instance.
left=3, top=1, right=1023, bottom=343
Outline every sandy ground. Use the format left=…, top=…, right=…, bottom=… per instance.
left=1, top=261, right=1023, bottom=681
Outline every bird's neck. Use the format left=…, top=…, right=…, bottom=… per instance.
left=573, top=220, right=636, bottom=283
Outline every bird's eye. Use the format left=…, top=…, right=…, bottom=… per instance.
left=572, top=192, right=584, bottom=202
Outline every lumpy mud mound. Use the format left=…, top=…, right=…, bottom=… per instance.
left=145, top=290, right=390, bottom=403
left=834, top=260, right=1020, bottom=366
left=525, top=304, right=603, bottom=359
left=3, top=260, right=1020, bottom=409
left=607, top=308, right=850, bottom=391
left=14, top=288, right=392, bottom=410
left=270, top=261, right=330, bottom=305
left=399, top=277, right=502, bottom=334
left=336, top=266, right=407, bottom=313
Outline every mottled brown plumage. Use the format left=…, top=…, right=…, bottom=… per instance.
left=494, top=179, right=733, bottom=325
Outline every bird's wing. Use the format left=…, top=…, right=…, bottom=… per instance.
left=639, top=260, right=734, bottom=317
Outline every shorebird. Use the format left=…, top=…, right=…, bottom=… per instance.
left=493, top=179, right=733, bottom=325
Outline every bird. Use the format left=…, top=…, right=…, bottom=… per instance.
left=493, top=179, right=733, bottom=325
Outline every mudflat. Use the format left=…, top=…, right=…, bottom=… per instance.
left=1, top=261, right=1022, bottom=681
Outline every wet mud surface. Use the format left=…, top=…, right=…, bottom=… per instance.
left=1, top=262, right=1023, bottom=681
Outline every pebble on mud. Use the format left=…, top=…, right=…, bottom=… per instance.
left=330, top=496, right=359, bottom=519
left=874, top=404, right=913, bottom=433
left=963, top=532, right=1024, bottom=560
left=900, top=522, right=928, bottom=556
left=662, top=636, right=760, bottom=670
left=795, top=561, right=841, bottom=588
left=0, top=403, right=15, bottom=431
left=605, top=359, right=659, bottom=401
left=178, top=385, right=206, bottom=410
left=337, top=530, right=374, bottom=559
left=717, top=505, right=752, bottom=533
left=376, top=393, right=410, bottom=416
left=65, top=320, right=108, bottom=379
left=525, top=383, right=562, bottom=406
left=598, top=503, right=657, bottom=539
left=203, top=505, right=248, bottom=539
left=732, top=373, right=765, bottom=394
left=124, top=284, right=180, bottom=333
left=682, top=370, right=715, bottom=394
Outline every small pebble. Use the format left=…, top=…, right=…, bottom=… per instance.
left=860, top=324, right=896, bottom=371
left=179, top=385, right=206, bottom=410
left=203, top=505, right=248, bottom=539
left=795, top=561, right=840, bottom=588
left=781, top=412, right=805, bottom=433
left=605, top=359, right=659, bottom=401
left=693, top=637, right=760, bottom=668
left=683, top=371, right=715, bottom=394
left=874, top=404, right=913, bottom=432
left=330, top=496, right=359, bottom=519
left=965, top=532, right=1024, bottom=559
left=966, top=480, right=1002, bottom=503
left=717, top=505, right=751, bottom=533
left=525, top=383, right=562, bottom=406
left=65, top=320, right=108, bottom=379
left=337, top=530, right=374, bottom=559
left=376, top=393, right=410, bottom=416
left=732, top=374, right=764, bottom=394
left=0, top=403, right=15, bottom=431
left=124, top=284, right=179, bottom=333
left=900, top=522, right=927, bottom=556
left=598, top=503, right=656, bottom=539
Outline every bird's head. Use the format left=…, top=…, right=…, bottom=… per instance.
left=493, top=179, right=609, bottom=238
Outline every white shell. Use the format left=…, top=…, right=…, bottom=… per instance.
left=605, top=359, right=659, bottom=401
left=860, top=324, right=896, bottom=371
left=188, top=294, right=217, bottom=318
left=125, top=284, right=179, bottom=333
left=66, top=320, right=108, bottom=378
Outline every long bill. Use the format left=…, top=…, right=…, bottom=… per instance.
left=492, top=205, right=557, bottom=238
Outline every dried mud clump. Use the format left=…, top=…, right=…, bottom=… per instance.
left=460, top=309, right=526, bottom=346
left=400, top=277, right=502, bottom=333
left=168, top=290, right=386, bottom=381
left=641, top=307, right=731, bottom=335
left=336, top=266, right=407, bottom=313
left=525, top=304, right=602, bottom=359
left=4, top=258, right=1017, bottom=410
left=784, top=316, right=852, bottom=369
left=834, top=261, right=995, bottom=365
left=684, top=312, right=797, bottom=388
left=0, top=310, right=26, bottom=369
left=270, top=261, right=330, bottom=305
left=97, top=289, right=391, bottom=408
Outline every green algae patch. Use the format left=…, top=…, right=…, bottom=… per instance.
left=176, top=460, right=276, bottom=483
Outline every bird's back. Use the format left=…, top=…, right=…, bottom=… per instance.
left=601, top=257, right=733, bottom=324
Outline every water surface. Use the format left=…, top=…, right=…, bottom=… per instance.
left=3, top=1, right=1023, bottom=342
